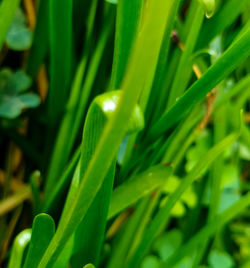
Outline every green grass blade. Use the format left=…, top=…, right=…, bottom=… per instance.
left=149, top=26, right=250, bottom=141
left=47, top=0, right=73, bottom=125
left=209, top=96, right=227, bottom=221
left=44, top=0, right=100, bottom=197
left=8, top=229, right=31, bottom=268
left=110, top=0, right=144, bottom=89
left=163, top=192, right=250, bottom=267
left=138, top=0, right=180, bottom=113
left=108, top=164, right=172, bottom=219
left=182, top=0, right=201, bottom=40
left=45, top=9, right=114, bottom=196
left=2, top=2, right=250, bottom=268
left=30, top=171, right=43, bottom=215
left=26, top=0, right=49, bottom=77
left=167, top=2, right=204, bottom=108
left=144, top=0, right=180, bottom=123
left=68, top=91, right=143, bottom=266
left=107, top=197, right=151, bottom=268
left=215, top=74, right=250, bottom=107
left=191, top=96, right=228, bottom=267
left=71, top=163, right=116, bottom=267
left=53, top=236, right=74, bottom=268
left=44, top=147, right=81, bottom=212
left=116, top=0, right=180, bottom=178
left=149, top=48, right=180, bottom=124
left=70, top=93, right=117, bottom=266
left=162, top=104, right=204, bottom=165
left=68, top=11, right=114, bottom=153
left=23, top=214, right=55, bottom=268
left=126, top=132, right=239, bottom=267
left=38, top=1, right=173, bottom=266
left=197, top=0, right=250, bottom=48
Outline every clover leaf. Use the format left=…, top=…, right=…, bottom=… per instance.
left=161, top=176, right=197, bottom=218
left=208, top=250, right=234, bottom=268
left=0, top=69, right=40, bottom=119
left=5, top=8, right=32, bottom=51
left=185, top=129, right=212, bottom=173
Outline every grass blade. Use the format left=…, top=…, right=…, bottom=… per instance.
left=149, top=26, right=250, bottom=141
left=47, top=0, right=72, bottom=125
left=44, top=0, right=100, bottom=197
left=108, top=164, right=172, bottom=219
left=26, top=0, right=49, bottom=77
left=167, top=2, right=204, bottom=108
left=38, top=1, right=174, bottom=266
left=110, top=0, right=144, bottom=89
left=163, top=192, right=250, bottom=267
left=126, top=132, right=239, bottom=267
left=8, top=229, right=31, bottom=268
left=23, top=214, right=55, bottom=268
left=44, top=147, right=81, bottom=212
left=197, top=0, right=250, bottom=48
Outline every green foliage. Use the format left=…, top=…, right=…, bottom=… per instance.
left=161, top=176, right=197, bottom=217
left=0, top=69, right=40, bottom=118
left=152, top=229, right=182, bottom=261
left=6, top=9, right=32, bottom=51
left=109, top=164, right=172, bottom=219
left=208, top=250, right=234, bottom=268
left=185, top=130, right=211, bottom=173
left=0, top=0, right=20, bottom=50
left=0, top=0, right=250, bottom=268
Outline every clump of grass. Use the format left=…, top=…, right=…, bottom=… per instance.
left=0, top=0, right=250, bottom=267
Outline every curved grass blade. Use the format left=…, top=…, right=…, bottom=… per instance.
left=23, top=214, right=55, bottom=268
left=8, top=229, right=31, bottom=268
left=108, top=164, right=172, bottom=219
left=69, top=93, right=118, bottom=266
left=66, top=91, right=143, bottom=267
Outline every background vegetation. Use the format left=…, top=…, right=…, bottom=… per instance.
left=0, top=0, right=250, bottom=267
